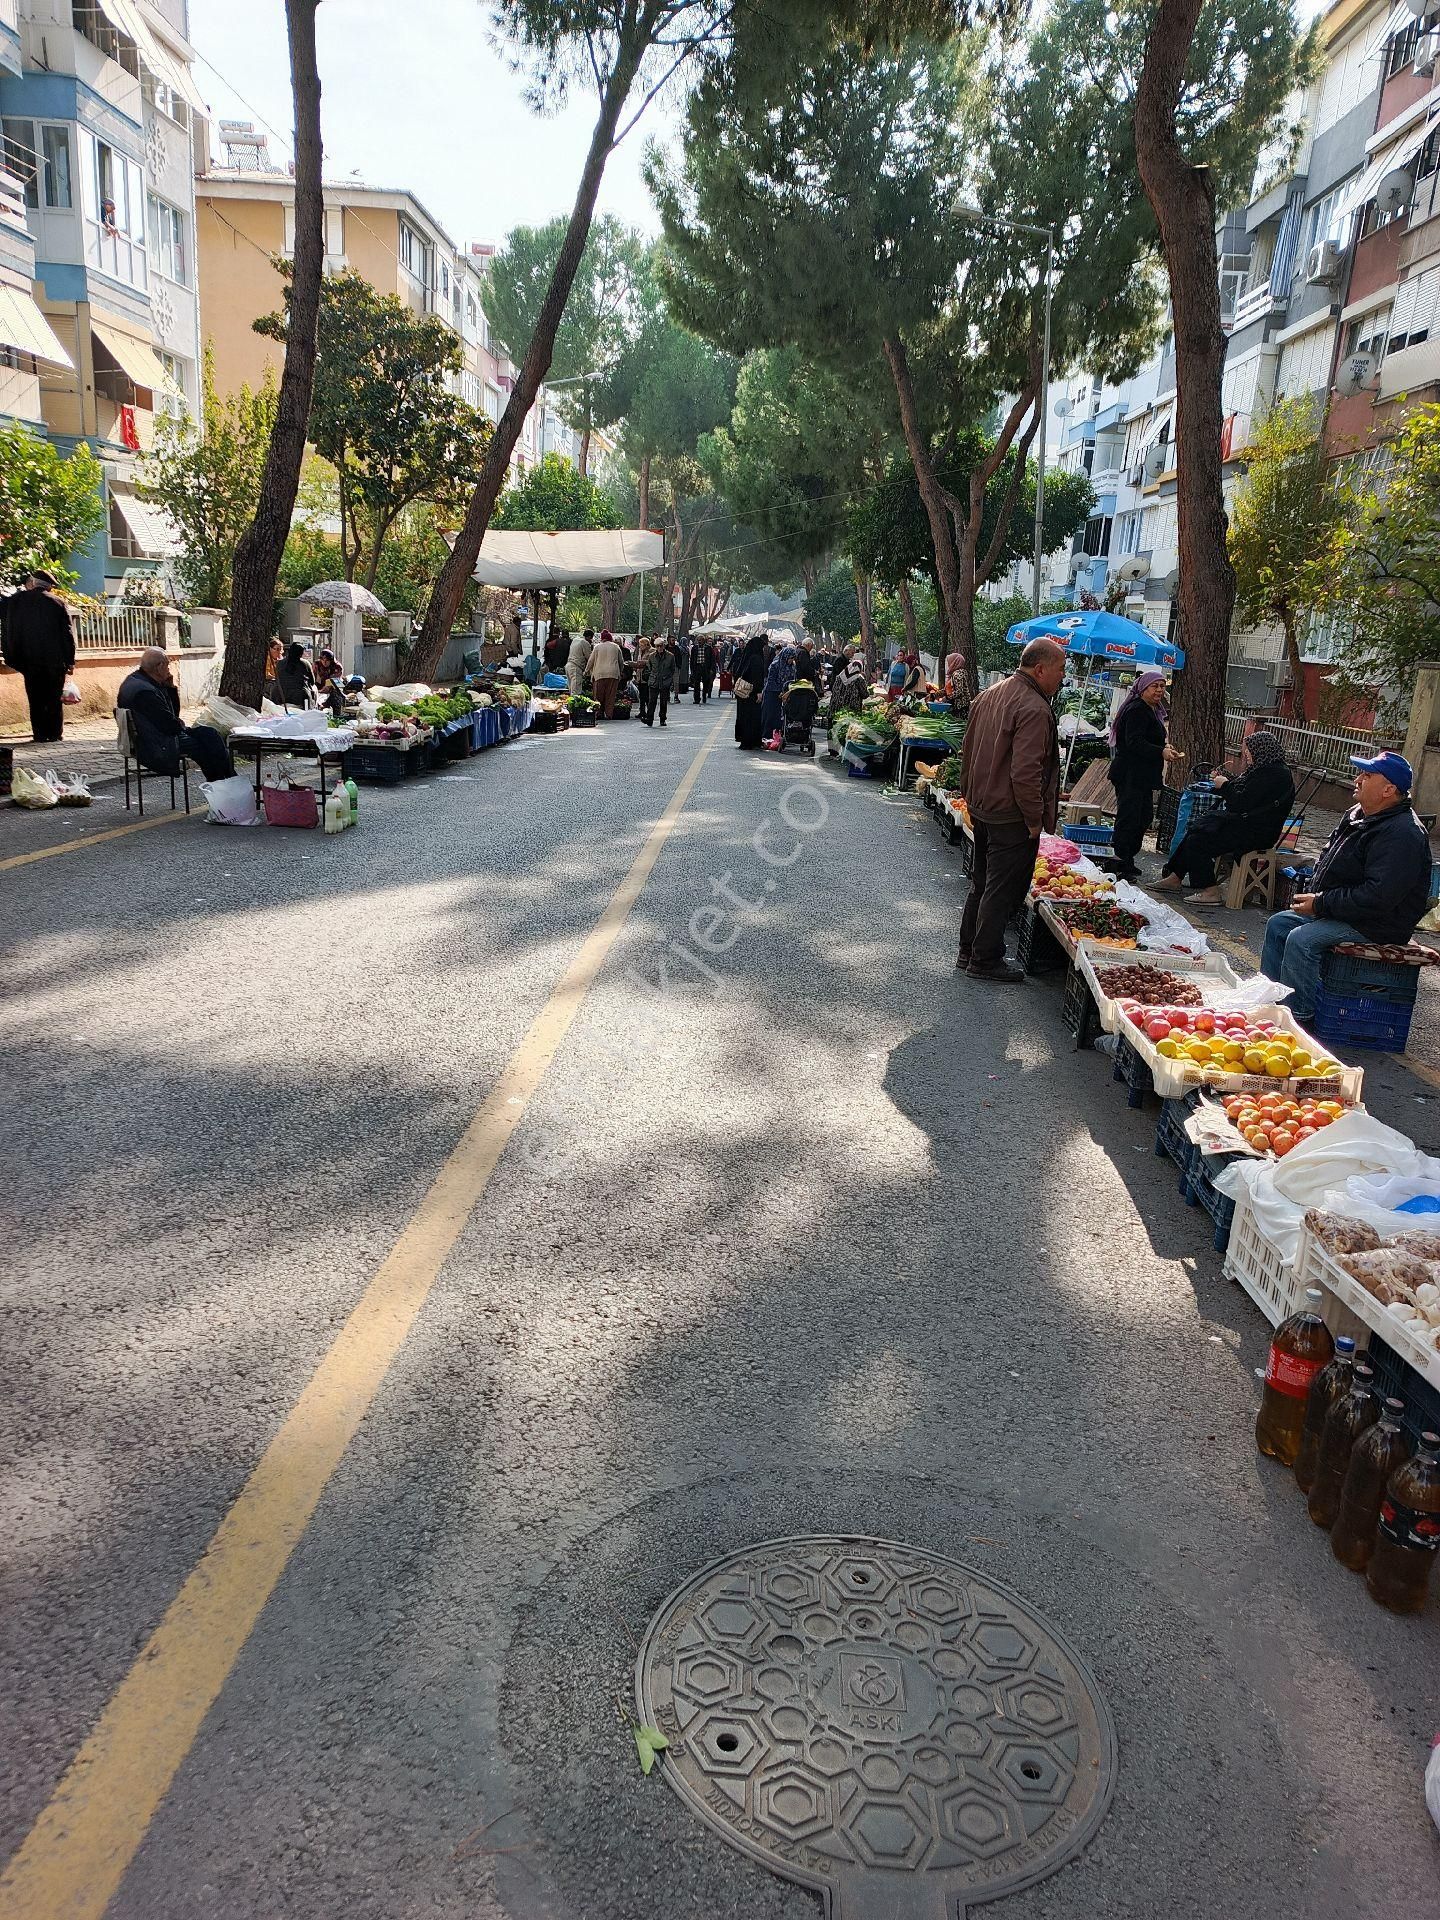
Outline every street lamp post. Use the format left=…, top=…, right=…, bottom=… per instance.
left=954, top=205, right=1057, bottom=617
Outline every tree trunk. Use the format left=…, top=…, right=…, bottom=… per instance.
left=1277, top=605, right=1304, bottom=719
left=801, top=557, right=819, bottom=596
left=222, top=0, right=323, bottom=704
left=407, top=21, right=649, bottom=681
left=883, top=335, right=969, bottom=684
left=950, top=374, right=1041, bottom=707
left=853, top=565, right=877, bottom=676
left=897, top=575, right=918, bottom=656
left=1135, top=0, right=1234, bottom=772
left=637, top=452, right=651, bottom=527
left=578, top=425, right=591, bottom=476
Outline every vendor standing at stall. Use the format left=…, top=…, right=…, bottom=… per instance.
left=567, top=628, right=595, bottom=698
left=1108, top=671, right=1175, bottom=880
left=587, top=628, right=624, bottom=719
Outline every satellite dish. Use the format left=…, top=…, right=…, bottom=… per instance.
left=1407, top=0, right=1428, bottom=19
left=1334, top=350, right=1376, bottom=397
left=1053, top=397, right=1073, bottom=418
left=1376, top=165, right=1416, bottom=215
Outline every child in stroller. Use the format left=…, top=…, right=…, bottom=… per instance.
left=780, top=677, right=819, bottom=754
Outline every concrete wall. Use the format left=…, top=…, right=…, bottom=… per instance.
left=195, top=194, right=287, bottom=395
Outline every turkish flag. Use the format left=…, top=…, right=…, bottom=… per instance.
left=119, top=404, right=140, bottom=452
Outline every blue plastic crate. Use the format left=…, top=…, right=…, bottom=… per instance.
left=1320, top=950, right=1422, bottom=1005
left=1112, top=1029, right=1155, bottom=1108
left=1154, top=1096, right=1199, bottom=1202
left=1431, top=859, right=1440, bottom=904
left=1365, top=1334, right=1440, bottom=1443
left=1310, top=990, right=1414, bottom=1052
left=1062, top=822, right=1115, bottom=849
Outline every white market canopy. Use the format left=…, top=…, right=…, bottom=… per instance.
left=465, top=529, right=665, bottom=590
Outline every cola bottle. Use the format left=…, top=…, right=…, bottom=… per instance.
left=1256, top=1290, right=1334, bottom=1467
left=1308, top=1363, right=1380, bottom=1529
left=1331, top=1398, right=1411, bottom=1572
left=1294, top=1336, right=1357, bottom=1494
left=1367, top=1432, right=1440, bottom=1615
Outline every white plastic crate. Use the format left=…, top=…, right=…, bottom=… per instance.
left=1222, top=1186, right=1299, bottom=1327
left=1294, top=1229, right=1440, bottom=1386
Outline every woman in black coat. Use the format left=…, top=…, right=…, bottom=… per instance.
left=1108, top=672, right=1171, bottom=879
left=1156, top=730, right=1296, bottom=900
left=733, top=635, right=768, bottom=749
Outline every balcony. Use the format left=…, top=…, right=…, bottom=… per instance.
left=1230, top=282, right=1285, bottom=332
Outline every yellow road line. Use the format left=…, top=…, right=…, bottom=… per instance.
left=0, top=707, right=728, bottom=1920
left=0, top=809, right=192, bottom=873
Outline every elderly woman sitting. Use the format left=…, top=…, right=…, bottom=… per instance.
left=1155, top=730, right=1296, bottom=903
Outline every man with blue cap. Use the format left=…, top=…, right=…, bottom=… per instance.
left=1261, top=751, right=1432, bottom=1019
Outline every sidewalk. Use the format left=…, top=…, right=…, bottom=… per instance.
left=4, top=714, right=173, bottom=791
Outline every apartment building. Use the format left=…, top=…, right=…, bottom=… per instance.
left=0, top=0, right=205, bottom=592
left=196, top=131, right=568, bottom=486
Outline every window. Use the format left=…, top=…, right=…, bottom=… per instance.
left=158, top=349, right=187, bottom=417
left=439, top=260, right=450, bottom=301
left=1081, top=515, right=1111, bottom=558
left=1302, top=607, right=1349, bottom=665
left=146, top=194, right=187, bottom=284
left=465, top=291, right=478, bottom=335
left=483, top=383, right=500, bottom=422
left=1344, top=303, right=1392, bottom=365
left=96, top=137, right=121, bottom=231
left=1390, top=265, right=1440, bottom=352
left=1116, top=511, right=1143, bottom=557
left=398, top=217, right=432, bottom=287
left=72, top=0, right=140, bottom=77
left=143, top=73, right=190, bottom=131
left=1387, top=9, right=1439, bottom=79
left=2, top=119, right=73, bottom=209
left=460, top=370, right=481, bottom=408
left=1218, top=245, right=1250, bottom=323
left=108, top=495, right=143, bottom=559
left=1304, top=179, right=1355, bottom=255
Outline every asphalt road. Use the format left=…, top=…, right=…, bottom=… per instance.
left=2, top=699, right=1438, bottom=1920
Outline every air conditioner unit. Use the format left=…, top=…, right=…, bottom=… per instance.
left=1306, top=240, right=1344, bottom=285
left=1375, top=164, right=1416, bottom=219
left=1416, top=29, right=1440, bottom=74
left=1143, top=442, right=1168, bottom=482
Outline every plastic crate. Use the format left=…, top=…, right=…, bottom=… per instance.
left=1309, top=989, right=1414, bottom=1053
left=1154, top=1096, right=1199, bottom=1202
left=1319, top=950, right=1423, bottom=1005
left=344, top=742, right=418, bottom=785
left=1222, top=1185, right=1299, bottom=1327
left=1364, top=1334, right=1440, bottom=1442
left=1062, top=961, right=1102, bottom=1049
left=1062, top=822, right=1115, bottom=851
left=1017, top=902, right=1067, bottom=976
left=1111, top=1028, right=1155, bottom=1108
left=1431, top=858, right=1440, bottom=904
left=1188, top=1148, right=1239, bottom=1254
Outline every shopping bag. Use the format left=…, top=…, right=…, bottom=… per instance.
left=200, top=773, right=260, bottom=825
left=61, top=677, right=82, bottom=706
left=12, top=765, right=59, bottom=808
left=45, top=768, right=92, bottom=807
left=197, top=694, right=260, bottom=736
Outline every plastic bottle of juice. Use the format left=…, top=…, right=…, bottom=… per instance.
left=345, top=777, right=359, bottom=826
left=1307, top=1362, right=1379, bottom=1530
left=1330, top=1398, right=1411, bottom=1572
left=1294, top=1336, right=1357, bottom=1494
left=1256, top=1290, right=1334, bottom=1467
left=1367, top=1432, right=1440, bottom=1614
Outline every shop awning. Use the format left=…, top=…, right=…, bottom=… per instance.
left=0, top=284, right=73, bottom=367
left=465, top=528, right=665, bottom=589
left=93, top=0, right=207, bottom=114
left=109, top=482, right=181, bottom=558
left=90, top=314, right=170, bottom=394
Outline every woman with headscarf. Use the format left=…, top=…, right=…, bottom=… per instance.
left=760, top=646, right=797, bottom=745
left=1156, top=730, right=1297, bottom=903
left=267, top=638, right=316, bottom=708
left=1107, top=671, right=1172, bottom=880
left=733, top=630, right=768, bottom=749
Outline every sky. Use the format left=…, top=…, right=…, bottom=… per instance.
left=186, top=0, right=673, bottom=249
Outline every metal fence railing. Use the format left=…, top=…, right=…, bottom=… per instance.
left=1224, top=711, right=1404, bottom=778
left=72, top=605, right=161, bottom=654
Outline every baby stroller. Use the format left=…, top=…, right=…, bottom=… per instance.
left=781, top=679, right=819, bottom=755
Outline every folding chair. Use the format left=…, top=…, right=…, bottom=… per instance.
left=116, top=707, right=189, bottom=816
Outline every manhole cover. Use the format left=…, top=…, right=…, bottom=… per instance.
left=635, top=1535, right=1116, bottom=1918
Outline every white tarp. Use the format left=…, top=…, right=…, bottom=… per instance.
left=466, top=529, right=664, bottom=589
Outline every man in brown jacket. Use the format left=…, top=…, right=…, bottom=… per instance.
left=957, top=636, right=1066, bottom=981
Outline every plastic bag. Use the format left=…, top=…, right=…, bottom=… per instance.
left=45, top=768, right=92, bottom=807
left=1427, top=1736, right=1440, bottom=1837
left=12, top=765, right=59, bottom=808
left=1038, top=834, right=1081, bottom=865
left=197, top=694, right=260, bottom=737
left=200, top=773, right=260, bottom=825
left=61, top=676, right=82, bottom=706
left=1212, top=973, right=1295, bottom=1011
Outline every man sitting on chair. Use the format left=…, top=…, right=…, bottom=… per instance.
left=118, top=648, right=234, bottom=784
left=1260, top=752, right=1431, bottom=1022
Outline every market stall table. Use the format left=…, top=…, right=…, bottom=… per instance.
left=229, top=723, right=353, bottom=812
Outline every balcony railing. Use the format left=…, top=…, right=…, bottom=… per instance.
left=1230, top=283, right=1282, bottom=331
left=1223, top=711, right=1404, bottom=775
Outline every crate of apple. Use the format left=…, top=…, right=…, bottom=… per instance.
left=1220, top=1091, right=1348, bottom=1157
left=1117, top=1003, right=1342, bottom=1081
